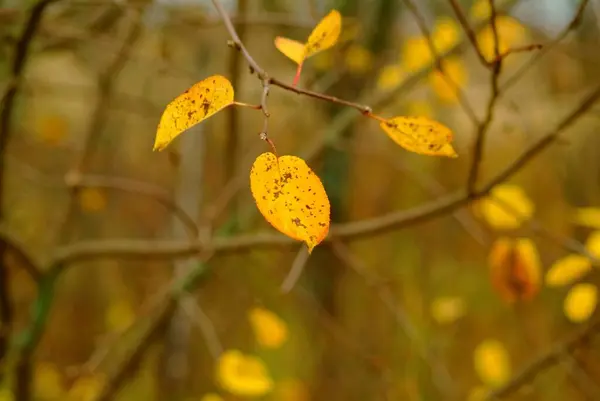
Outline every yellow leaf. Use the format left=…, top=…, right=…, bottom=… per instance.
left=274, top=37, right=306, bottom=65
left=376, top=65, right=405, bottom=90
left=470, top=0, right=491, bottom=20
left=154, top=75, right=234, bottom=151
left=250, top=152, right=330, bottom=253
left=564, top=283, right=597, bottom=323
left=34, top=362, right=64, bottom=400
left=67, top=375, right=105, bottom=401
left=105, top=299, right=135, bottom=332
left=428, top=57, right=468, bottom=103
left=430, top=296, right=466, bottom=324
left=248, top=307, right=288, bottom=348
left=477, top=16, right=527, bottom=63
left=473, top=339, right=511, bottom=387
left=200, top=393, right=224, bottom=401
left=401, top=36, right=432, bottom=73
left=216, top=349, right=273, bottom=397
left=545, top=254, right=591, bottom=287
left=489, top=237, right=541, bottom=303
left=573, top=207, right=600, bottom=229
left=78, top=188, right=107, bottom=213
left=0, top=389, right=14, bottom=401
left=477, top=184, right=534, bottom=230
left=274, top=379, right=310, bottom=401
left=585, top=231, right=600, bottom=259
left=344, top=44, right=373, bottom=74
left=432, top=17, right=461, bottom=53
left=37, top=114, right=68, bottom=145
left=379, top=116, right=457, bottom=157
left=305, top=10, right=342, bottom=58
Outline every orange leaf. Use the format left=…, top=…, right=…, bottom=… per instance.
left=379, top=116, right=457, bottom=157
left=489, top=237, right=541, bottom=303
left=154, top=75, right=234, bottom=151
left=250, top=152, right=330, bottom=253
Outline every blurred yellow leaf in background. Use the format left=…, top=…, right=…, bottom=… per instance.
left=344, top=44, right=373, bottom=74
left=467, top=385, right=489, bottom=401
left=248, top=307, right=288, bottom=348
left=545, top=254, right=591, bottom=287
left=199, top=393, right=224, bottom=401
left=478, top=184, right=534, bottom=230
left=67, top=375, right=105, bottom=401
left=585, top=230, right=600, bottom=259
left=477, top=16, right=528, bottom=63
left=489, top=237, right=540, bottom=303
left=34, top=362, right=64, bottom=400
left=473, top=339, right=511, bottom=387
left=379, top=116, right=457, bottom=157
left=402, top=37, right=432, bottom=73
left=78, top=188, right=107, bottom=213
left=216, top=350, right=273, bottom=397
left=250, top=152, right=330, bottom=253
left=470, top=0, right=492, bottom=20
left=574, top=207, right=600, bottom=229
left=105, top=299, right=135, bottom=332
left=430, top=296, right=466, bottom=324
left=428, top=57, right=468, bottom=103
left=564, top=283, right=597, bottom=323
left=274, top=379, right=310, bottom=401
left=0, top=389, right=14, bottom=401
left=376, top=65, right=405, bottom=90
left=37, top=114, right=68, bottom=146
left=154, top=75, right=234, bottom=151
left=432, top=17, right=461, bottom=53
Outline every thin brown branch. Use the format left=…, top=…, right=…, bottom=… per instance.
left=485, top=316, right=600, bottom=400
left=447, top=0, right=491, bottom=67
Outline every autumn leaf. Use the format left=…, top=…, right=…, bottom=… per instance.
left=432, top=17, right=461, bottom=53
left=545, top=254, right=591, bottom=287
left=304, top=10, right=342, bottom=58
left=34, top=362, right=64, bottom=399
left=250, top=152, right=330, bottom=253
left=376, top=65, right=405, bottom=90
left=428, top=57, right=468, bottom=103
left=78, top=188, right=107, bottom=213
left=67, top=375, right=105, bottom=401
left=105, top=299, right=135, bottom=332
left=573, top=207, right=600, bottom=229
left=37, top=114, right=68, bottom=145
left=477, top=16, right=528, bottom=63
left=344, top=44, right=373, bottom=74
left=248, top=307, right=288, bottom=348
left=473, top=339, right=511, bottom=387
left=274, top=37, right=306, bottom=65
left=154, top=75, right=234, bottom=151
left=564, top=283, right=597, bottom=323
left=379, top=116, right=457, bottom=157
left=430, top=296, right=466, bottom=324
left=274, top=379, right=310, bottom=401
left=585, top=231, right=600, bottom=259
left=216, top=349, right=273, bottom=397
left=200, top=394, right=224, bottom=401
left=488, top=237, right=541, bottom=303
left=477, top=184, right=534, bottom=230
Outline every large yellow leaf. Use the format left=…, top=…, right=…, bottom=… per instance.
left=274, top=37, right=306, bottom=65
left=248, top=307, right=288, bottom=348
left=473, top=339, right=511, bottom=387
left=477, top=184, right=534, bottom=230
left=545, top=254, right=591, bottom=287
left=379, top=116, right=457, bottom=157
left=250, top=152, right=330, bottom=253
left=564, top=283, right=597, bottom=323
left=489, top=237, right=541, bottom=303
left=216, top=349, right=273, bottom=397
left=154, top=75, right=234, bottom=151
left=573, top=207, right=600, bottom=229
left=305, top=10, right=342, bottom=58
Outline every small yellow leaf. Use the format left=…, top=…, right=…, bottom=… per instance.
left=477, top=16, right=527, bottom=63
left=248, top=307, right=288, bottom=348
left=154, top=75, right=234, bottom=151
left=430, top=296, right=466, bottom=324
left=67, top=375, right=105, bottom=401
left=34, top=362, right=64, bottom=400
left=428, top=57, right=468, bottom=103
left=585, top=231, right=600, bottom=259
left=545, top=254, right=591, bottom=287
left=250, top=152, right=330, bottom=253
left=344, top=44, right=373, bottom=74
left=78, top=188, right=107, bottom=213
left=573, top=207, right=600, bottom=229
left=305, top=10, right=342, bottom=58
left=489, top=237, right=541, bottom=303
left=477, top=184, right=534, bottom=230
left=200, top=393, right=224, bottom=401
left=432, top=17, right=461, bottom=53
left=473, top=339, right=511, bottom=387
left=37, top=114, right=68, bottom=145
left=379, top=116, right=457, bottom=157
left=105, top=299, right=135, bottom=332
left=376, top=65, right=405, bottom=90
left=401, top=37, right=432, bottom=73
left=564, top=283, right=597, bottom=323
left=470, top=0, right=491, bottom=20
left=274, top=37, right=306, bottom=65
left=216, top=349, right=273, bottom=397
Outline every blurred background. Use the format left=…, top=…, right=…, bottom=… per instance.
left=2, top=0, right=600, bottom=400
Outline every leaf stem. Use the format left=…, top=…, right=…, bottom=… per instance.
left=232, top=101, right=262, bottom=110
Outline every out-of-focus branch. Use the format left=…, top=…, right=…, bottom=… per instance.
left=485, top=316, right=600, bottom=400
left=0, top=0, right=58, bottom=390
